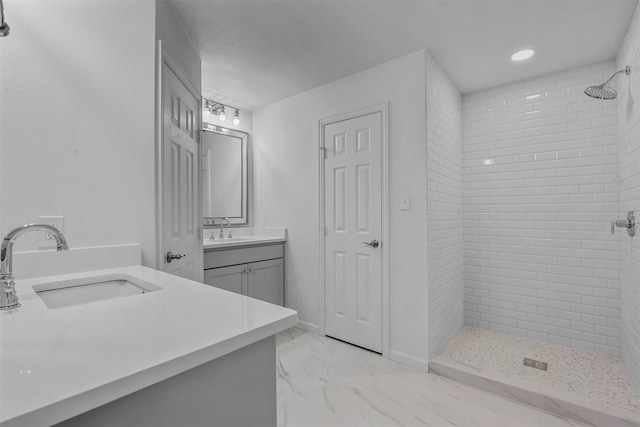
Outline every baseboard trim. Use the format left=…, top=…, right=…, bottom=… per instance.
left=390, top=350, right=428, bottom=371
left=296, top=320, right=320, bottom=334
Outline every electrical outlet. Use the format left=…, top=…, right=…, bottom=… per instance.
left=37, top=216, right=64, bottom=249
left=260, top=215, right=267, bottom=227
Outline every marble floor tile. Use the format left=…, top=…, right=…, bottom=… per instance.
left=276, top=328, right=587, bottom=427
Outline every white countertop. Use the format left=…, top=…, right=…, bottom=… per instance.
left=203, top=235, right=286, bottom=250
left=203, top=227, right=287, bottom=250
left=0, top=265, right=297, bottom=426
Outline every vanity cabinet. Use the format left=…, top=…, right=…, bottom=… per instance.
left=204, top=243, right=284, bottom=306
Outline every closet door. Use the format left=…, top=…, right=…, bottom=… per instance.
left=323, top=111, right=383, bottom=353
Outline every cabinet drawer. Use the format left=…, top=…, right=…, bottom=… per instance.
left=204, top=243, right=284, bottom=269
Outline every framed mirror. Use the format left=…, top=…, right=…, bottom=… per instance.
left=202, top=123, right=248, bottom=225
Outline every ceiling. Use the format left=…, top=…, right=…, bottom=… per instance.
left=169, top=0, right=638, bottom=111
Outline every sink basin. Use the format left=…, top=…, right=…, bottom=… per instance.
left=33, top=274, right=161, bottom=309
left=206, top=236, right=256, bottom=244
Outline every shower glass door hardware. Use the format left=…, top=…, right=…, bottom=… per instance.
left=523, top=358, right=548, bottom=371
left=611, top=211, right=635, bottom=237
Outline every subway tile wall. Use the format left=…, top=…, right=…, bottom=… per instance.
left=462, top=61, right=621, bottom=355
left=426, top=52, right=465, bottom=357
left=617, top=4, right=640, bottom=392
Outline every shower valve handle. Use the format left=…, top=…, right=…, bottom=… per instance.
left=611, top=211, right=635, bottom=237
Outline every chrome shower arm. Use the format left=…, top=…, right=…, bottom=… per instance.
left=604, top=66, right=631, bottom=85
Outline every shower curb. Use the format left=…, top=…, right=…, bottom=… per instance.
left=429, top=355, right=640, bottom=427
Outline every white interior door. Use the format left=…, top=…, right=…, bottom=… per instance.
left=160, top=63, right=202, bottom=281
left=324, top=112, right=382, bottom=353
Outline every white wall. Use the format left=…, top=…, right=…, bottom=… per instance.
left=616, top=2, right=640, bottom=393
left=462, top=62, right=621, bottom=355
left=253, top=51, right=429, bottom=367
left=156, top=0, right=201, bottom=94
left=0, top=1, right=157, bottom=265
left=425, top=52, right=464, bottom=358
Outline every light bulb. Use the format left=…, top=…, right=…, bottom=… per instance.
left=510, top=49, right=535, bottom=62
left=218, top=107, right=226, bottom=122
left=233, top=109, right=240, bottom=126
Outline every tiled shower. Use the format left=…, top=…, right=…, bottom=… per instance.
left=426, top=2, right=640, bottom=412
left=463, top=61, right=621, bottom=355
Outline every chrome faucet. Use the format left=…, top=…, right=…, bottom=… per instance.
left=218, top=217, right=230, bottom=239
left=1, top=223, right=69, bottom=310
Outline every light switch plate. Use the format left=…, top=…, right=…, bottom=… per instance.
left=37, top=216, right=64, bottom=249
left=400, top=194, right=411, bottom=211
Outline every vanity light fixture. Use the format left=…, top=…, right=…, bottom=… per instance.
left=202, top=99, right=241, bottom=127
left=511, top=49, right=535, bottom=62
left=203, top=123, right=230, bottom=134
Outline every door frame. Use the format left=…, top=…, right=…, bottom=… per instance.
left=318, top=103, right=390, bottom=358
left=155, top=40, right=203, bottom=276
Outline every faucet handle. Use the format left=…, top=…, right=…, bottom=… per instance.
left=611, top=211, right=636, bottom=237
left=1, top=277, right=20, bottom=310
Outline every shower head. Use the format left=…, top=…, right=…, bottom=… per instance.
left=584, top=83, right=618, bottom=100
left=584, top=66, right=631, bottom=100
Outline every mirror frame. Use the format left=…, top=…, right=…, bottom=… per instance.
left=202, top=123, right=249, bottom=226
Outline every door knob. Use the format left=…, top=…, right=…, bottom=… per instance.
left=361, top=240, right=379, bottom=248
left=166, top=251, right=186, bottom=263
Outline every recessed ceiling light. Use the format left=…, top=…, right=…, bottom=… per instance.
left=511, top=49, right=535, bottom=62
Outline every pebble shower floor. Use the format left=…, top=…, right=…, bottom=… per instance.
left=441, top=326, right=640, bottom=412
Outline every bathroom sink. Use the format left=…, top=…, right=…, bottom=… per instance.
left=206, top=236, right=255, bottom=244
left=33, top=274, right=161, bottom=309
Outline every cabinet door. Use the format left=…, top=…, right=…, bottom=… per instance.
left=204, top=264, right=246, bottom=295
left=247, top=259, right=283, bottom=306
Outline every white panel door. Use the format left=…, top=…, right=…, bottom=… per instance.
left=324, top=112, right=382, bottom=353
left=161, top=64, right=202, bottom=281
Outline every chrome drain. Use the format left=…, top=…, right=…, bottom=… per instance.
left=523, top=358, right=548, bottom=371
